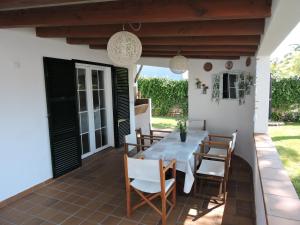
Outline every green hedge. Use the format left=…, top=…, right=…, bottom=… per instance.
left=138, top=78, right=188, bottom=116
left=138, top=77, right=300, bottom=121
left=271, top=76, right=300, bottom=122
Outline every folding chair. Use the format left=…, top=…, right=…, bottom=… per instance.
left=205, top=130, right=237, bottom=158
left=148, top=123, right=172, bottom=144
left=124, top=155, right=176, bottom=225
left=193, top=141, right=232, bottom=202
left=124, top=133, right=150, bottom=155
left=136, top=128, right=163, bottom=148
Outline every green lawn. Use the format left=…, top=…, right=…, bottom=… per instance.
left=151, top=116, right=177, bottom=129
left=269, top=123, right=300, bottom=197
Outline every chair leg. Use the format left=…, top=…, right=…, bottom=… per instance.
left=218, top=180, right=223, bottom=198
left=126, top=187, right=131, bottom=217
left=161, top=197, right=167, bottom=225
left=172, top=185, right=176, bottom=205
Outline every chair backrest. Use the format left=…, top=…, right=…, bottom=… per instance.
left=125, top=133, right=137, bottom=152
left=126, top=156, right=161, bottom=182
left=187, top=119, right=206, bottom=130
left=135, top=128, right=142, bottom=142
left=231, top=131, right=237, bottom=151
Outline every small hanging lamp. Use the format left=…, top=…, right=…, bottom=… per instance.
left=107, top=25, right=142, bottom=67
left=169, top=52, right=188, bottom=74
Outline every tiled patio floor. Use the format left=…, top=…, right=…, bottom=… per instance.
left=0, top=148, right=255, bottom=225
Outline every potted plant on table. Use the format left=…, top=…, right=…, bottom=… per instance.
left=177, top=118, right=187, bottom=142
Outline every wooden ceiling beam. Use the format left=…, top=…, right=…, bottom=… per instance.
left=0, top=0, right=100, bottom=11
left=0, top=0, right=271, bottom=27
left=37, top=19, right=265, bottom=38
left=67, top=36, right=261, bottom=46
left=142, top=51, right=255, bottom=56
left=89, top=44, right=257, bottom=52
left=141, top=55, right=241, bottom=60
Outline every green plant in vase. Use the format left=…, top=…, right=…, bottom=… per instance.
left=177, top=118, right=187, bottom=142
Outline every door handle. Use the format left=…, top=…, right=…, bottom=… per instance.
left=118, top=119, right=127, bottom=127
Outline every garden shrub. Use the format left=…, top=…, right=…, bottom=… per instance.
left=138, top=78, right=188, bottom=116
left=271, top=76, right=300, bottom=121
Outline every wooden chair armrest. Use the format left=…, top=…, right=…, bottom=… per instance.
left=163, top=160, right=176, bottom=173
left=141, top=135, right=164, bottom=139
left=150, top=129, right=172, bottom=134
left=201, top=141, right=229, bottom=149
left=208, top=134, right=232, bottom=139
left=197, top=152, right=227, bottom=160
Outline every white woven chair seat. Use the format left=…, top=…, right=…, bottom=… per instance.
left=208, top=148, right=227, bottom=157
left=131, top=178, right=175, bottom=193
left=197, top=160, right=225, bottom=177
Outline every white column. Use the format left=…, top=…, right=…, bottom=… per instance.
left=254, top=56, right=270, bottom=133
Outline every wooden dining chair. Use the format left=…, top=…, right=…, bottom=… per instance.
left=124, top=155, right=176, bottom=225
left=136, top=128, right=163, bottom=148
left=148, top=123, right=172, bottom=144
left=193, top=141, right=232, bottom=202
left=205, top=130, right=237, bottom=157
left=124, top=133, right=150, bottom=155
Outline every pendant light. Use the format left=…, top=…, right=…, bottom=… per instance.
left=107, top=25, right=142, bottom=67
left=169, top=52, right=188, bottom=74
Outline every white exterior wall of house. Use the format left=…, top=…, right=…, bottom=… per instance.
left=0, top=28, right=136, bottom=201
left=139, top=57, right=256, bottom=167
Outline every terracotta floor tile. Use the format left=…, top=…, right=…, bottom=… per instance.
left=87, top=211, right=107, bottom=223
left=22, top=217, right=45, bottom=225
left=61, top=216, right=84, bottom=225
left=98, top=204, right=117, bottom=214
left=119, top=218, right=139, bottom=225
left=0, top=151, right=255, bottom=225
left=48, top=211, right=71, bottom=224
left=101, top=215, right=122, bottom=225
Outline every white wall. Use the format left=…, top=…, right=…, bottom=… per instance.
left=139, top=56, right=256, bottom=167
left=0, top=28, right=136, bottom=201
left=254, top=57, right=270, bottom=133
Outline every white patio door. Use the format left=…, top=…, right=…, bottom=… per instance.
left=76, top=63, right=114, bottom=158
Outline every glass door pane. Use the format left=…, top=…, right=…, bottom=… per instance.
left=92, top=70, right=108, bottom=149
left=76, top=68, right=90, bottom=155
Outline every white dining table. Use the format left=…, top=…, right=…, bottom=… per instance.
left=143, top=129, right=209, bottom=193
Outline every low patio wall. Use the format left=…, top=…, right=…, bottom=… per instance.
left=253, top=133, right=300, bottom=225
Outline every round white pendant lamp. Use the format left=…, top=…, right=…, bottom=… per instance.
left=169, top=54, right=188, bottom=74
left=107, top=30, right=142, bottom=67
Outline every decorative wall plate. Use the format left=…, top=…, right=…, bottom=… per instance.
left=203, top=62, right=213, bottom=71
left=225, top=61, right=233, bottom=70
left=246, top=57, right=251, bottom=67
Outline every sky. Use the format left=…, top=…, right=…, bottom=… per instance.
left=139, top=21, right=300, bottom=80
left=271, top=21, right=300, bottom=60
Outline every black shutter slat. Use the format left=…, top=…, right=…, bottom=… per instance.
left=44, top=57, right=81, bottom=178
left=112, top=67, right=130, bottom=147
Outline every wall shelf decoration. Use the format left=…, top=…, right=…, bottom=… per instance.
left=211, top=71, right=254, bottom=105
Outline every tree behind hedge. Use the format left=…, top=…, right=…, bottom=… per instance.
left=138, top=78, right=188, bottom=116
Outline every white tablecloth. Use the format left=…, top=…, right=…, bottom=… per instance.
left=143, top=129, right=209, bottom=193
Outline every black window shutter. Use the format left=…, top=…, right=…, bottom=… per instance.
left=43, top=57, right=81, bottom=178
left=112, top=67, right=131, bottom=147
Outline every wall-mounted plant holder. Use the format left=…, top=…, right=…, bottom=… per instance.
left=202, top=85, right=209, bottom=94
left=195, top=78, right=202, bottom=89
left=195, top=78, right=208, bottom=94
